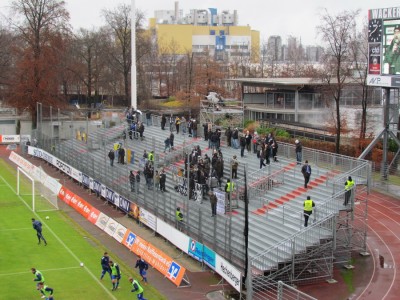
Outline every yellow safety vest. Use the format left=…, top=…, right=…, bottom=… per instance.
left=226, top=182, right=235, bottom=192
left=148, top=153, right=154, bottom=161
left=345, top=180, right=355, bottom=191
left=304, top=199, right=314, bottom=212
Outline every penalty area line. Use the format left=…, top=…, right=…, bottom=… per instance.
left=0, top=266, right=82, bottom=277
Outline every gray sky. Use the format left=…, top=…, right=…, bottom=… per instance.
left=2, top=0, right=400, bottom=45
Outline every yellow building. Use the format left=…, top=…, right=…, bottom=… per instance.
left=148, top=3, right=260, bottom=63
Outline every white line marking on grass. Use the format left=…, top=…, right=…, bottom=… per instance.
left=0, top=227, right=31, bottom=231
left=0, top=174, right=117, bottom=300
left=0, top=266, right=81, bottom=277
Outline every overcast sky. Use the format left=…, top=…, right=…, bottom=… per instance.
left=2, top=0, right=400, bottom=45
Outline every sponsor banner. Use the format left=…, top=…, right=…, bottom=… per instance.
left=95, top=212, right=109, bottom=230
left=113, top=223, right=127, bottom=243
left=54, top=158, right=72, bottom=177
left=30, top=147, right=54, bottom=165
left=131, top=235, right=186, bottom=286
left=105, top=187, right=115, bottom=203
left=82, top=173, right=90, bottom=188
left=367, top=75, right=392, bottom=86
left=215, top=255, right=242, bottom=292
left=139, top=207, right=157, bottom=231
left=93, top=180, right=101, bottom=195
left=368, top=43, right=381, bottom=75
left=100, top=183, right=107, bottom=198
left=44, top=176, right=62, bottom=195
left=70, top=168, right=82, bottom=182
left=203, top=245, right=216, bottom=270
left=59, top=187, right=74, bottom=205
left=156, top=219, right=189, bottom=252
left=193, top=183, right=203, bottom=203
left=104, top=218, right=118, bottom=236
left=87, top=207, right=100, bottom=224
left=188, top=238, right=203, bottom=262
left=112, top=192, right=120, bottom=207
left=74, top=197, right=92, bottom=219
left=9, top=151, right=36, bottom=175
left=0, top=135, right=20, bottom=143
left=58, top=186, right=67, bottom=203
left=128, top=202, right=140, bottom=220
left=118, top=195, right=131, bottom=213
left=89, top=177, right=94, bottom=190
left=122, top=230, right=137, bottom=249
left=215, top=190, right=226, bottom=215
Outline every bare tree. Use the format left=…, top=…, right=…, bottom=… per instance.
left=317, top=9, right=359, bottom=153
left=0, top=26, right=13, bottom=87
left=102, top=4, right=131, bottom=106
left=9, top=0, right=70, bottom=128
left=349, top=20, right=372, bottom=141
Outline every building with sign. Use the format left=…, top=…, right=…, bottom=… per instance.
left=148, top=2, right=260, bottom=63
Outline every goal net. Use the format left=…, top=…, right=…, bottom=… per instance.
left=17, top=167, right=59, bottom=212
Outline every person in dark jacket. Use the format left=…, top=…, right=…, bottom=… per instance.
left=161, top=115, right=166, bottom=130
left=209, top=191, right=218, bottom=217
left=100, top=252, right=111, bottom=280
left=240, top=135, right=246, bottom=157
left=135, top=255, right=149, bottom=284
left=32, top=218, right=47, bottom=245
left=108, top=149, right=115, bottom=166
left=129, top=171, right=136, bottom=192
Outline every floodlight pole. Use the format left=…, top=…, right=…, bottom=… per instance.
left=131, top=0, right=137, bottom=110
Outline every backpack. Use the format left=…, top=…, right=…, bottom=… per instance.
left=144, top=262, right=149, bottom=270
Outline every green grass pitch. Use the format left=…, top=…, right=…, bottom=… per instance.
left=0, top=159, right=166, bottom=300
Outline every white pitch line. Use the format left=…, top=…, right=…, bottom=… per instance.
left=0, top=174, right=117, bottom=300
left=0, top=266, right=82, bottom=277
left=0, top=227, right=31, bottom=231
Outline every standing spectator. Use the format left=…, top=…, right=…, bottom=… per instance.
left=109, top=260, right=121, bottom=291
left=181, top=116, right=187, bottom=135
left=100, top=252, right=111, bottom=280
left=259, top=148, right=267, bottom=169
left=191, top=119, right=197, bottom=138
left=295, top=140, right=302, bottom=165
left=303, top=196, right=315, bottom=227
left=164, top=136, right=171, bottom=153
left=147, top=151, right=154, bottom=165
left=129, top=171, right=136, bottom=192
left=231, top=155, right=239, bottom=179
left=344, top=176, right=355, bottom=206
left=161, top=115, right=166, bottom=130
left=108, top=149, right=115, bottom=166
left=252, top=132, right=259, bottom=153
left=232, top=128, right=239, bottom=149
left=225, top=127, right=232, bottom=147
left=169, top=114, right=174, bottom=132
left=240, top=134, right=246, bottom=157
left=245, top=130, right=252, bottom=153
left=145, top=111, right=151, bottom=126
left=175, top=116, right=181, bottom=134
left=138, top=122, right=145, bottom=141
left=154, top=171, right=160, bottom=191
left=176, top=207, right=184, bottom=231
left=135, top=171, right=141, bottom=193
left=209, top=190, right=218, bottom=217
left=37, top=282, right=54, bottom=300
left=203, top=123, right=209, bottom=141
left=160, top=170, right=167, bottom=192
left=135, top=256, right=149, bottom=284
left=170, top=132, right=175, bottom=150
left=32, top=218, right=47, bottom=245
left=119, top=147, right=125, bottom=164
left=225, top=179, right=235, bottom=202
left=129, top=277, right=148, bottom=300
left=301, top=160, right=312, bottom=188
left=271, top=139, right=279, bottom=162
left=188, top=119, right=193, bottom=137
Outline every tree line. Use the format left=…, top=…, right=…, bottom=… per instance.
left=0, top=1, right=375, bottom=153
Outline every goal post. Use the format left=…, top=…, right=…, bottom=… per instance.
left=17, top=167, right=59, bottom=212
